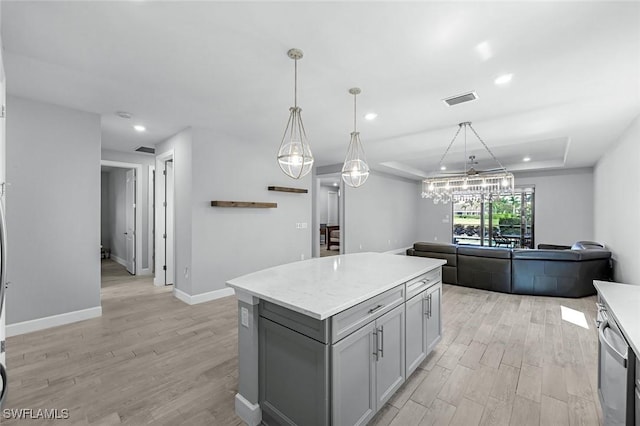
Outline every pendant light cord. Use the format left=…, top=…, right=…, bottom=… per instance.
left=294, top=59, right=298, bottom=108
left=353, top=93, right=357, bottom=132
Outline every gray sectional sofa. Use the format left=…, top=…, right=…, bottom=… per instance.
left=407, top=242, right=612, bottom=298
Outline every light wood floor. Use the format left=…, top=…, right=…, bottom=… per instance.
left=4, top=262, right=601, bottom=425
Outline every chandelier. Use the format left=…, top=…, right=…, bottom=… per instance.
left=422, top=122, right=514, bottom=204
left=341, top=88, right=370, bottom=188
left=277, top=48, right=314, bottom=179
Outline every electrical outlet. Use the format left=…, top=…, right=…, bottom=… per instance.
left=300, top=253, right=305, bottom=260
left=434, top=236, right=438, bottom=241
left=301, top=222, right=308, bottom=229
left=241, top=307, right=249, bottom=328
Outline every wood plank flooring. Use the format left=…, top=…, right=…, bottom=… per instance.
left=4, top=261, right=601, bottom=425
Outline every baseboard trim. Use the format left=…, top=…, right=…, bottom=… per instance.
left=235, top=393, right=261, bottom=426
left=6, top=306, right=102, bottom=337
left=173, top=287, right=235, bottom=305
left=139, top=268, right=152, bottom=276
left=111, top=255, right=127, bottom=268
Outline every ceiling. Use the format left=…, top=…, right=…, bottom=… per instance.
left=2, top=1, right=639, bottom=180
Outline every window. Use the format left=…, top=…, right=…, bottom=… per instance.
left=452, top=187, right=535, bottom=248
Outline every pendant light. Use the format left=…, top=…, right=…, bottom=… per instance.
left=341, top=88, right=370, bottom=188
left=277, top=48, right=314, bottom=179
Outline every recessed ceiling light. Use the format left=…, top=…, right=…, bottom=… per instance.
left=476, top=41, right=493, bottom=61
left=133, top=125, right=146, bottom=132
left=333, top=182, right=338, bottom=186
left=440, top=166, right=447, bottom=171
left=364, top=113, right=378, bottom=121
left=494, top=73, right=513, bottom=85
left=523, top=157, right=531, bottom=162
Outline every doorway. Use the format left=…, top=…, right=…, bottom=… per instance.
left=100, top=161, right=143, bottom=278
left=315, top=174, right=343, bottom=258
left=154, top=151, right=175, bottom=286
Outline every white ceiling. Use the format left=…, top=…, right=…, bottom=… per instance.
left=2, top=1, right=639, bottom=180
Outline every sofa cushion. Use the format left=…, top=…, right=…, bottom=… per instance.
left=512, top=249, right=611, bottom=261
left=413, top=242, right=457, bottom=254
left=457, top=247, right=512, bottom=293
left=571, top=240, right=605, bottom=250
left=457, top=246, right=512, bottom=259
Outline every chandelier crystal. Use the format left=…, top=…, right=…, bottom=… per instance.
left=422, top=122, right=514, bottom=204
left=277, top=48, right=314, bottom=179
left=342, top=88, right=370, bottom=188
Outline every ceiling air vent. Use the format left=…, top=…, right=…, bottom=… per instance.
left=134, top=146, right=155, bottom=155
left=443, top=91, right=478, bottom=107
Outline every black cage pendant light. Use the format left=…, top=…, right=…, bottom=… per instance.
left=277, top=48, right=314, bottom=179
left=341, top=88, right=370, bottom=188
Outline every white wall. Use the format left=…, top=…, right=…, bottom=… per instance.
left=417, top=168, right=595, bottom=248
left=188, top=126, right=312, bottom=296
left=101, top=150, right=155, bottom=271
left=107, top=168, right=127, bottom=262
left=155, top=128, right=193, bottom=293
left=344, top=172, right=419, bottom=253
left=595, top=115, right=640, bottom=285
left=6, top=95, right=101, bottom=324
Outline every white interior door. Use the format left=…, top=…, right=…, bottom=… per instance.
left=164, top=160, right=174, bottom=285
left=328, top=191, right=338, bottom=225
left=125, top=169, right=136, bottom=274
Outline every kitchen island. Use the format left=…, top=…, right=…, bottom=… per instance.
left=227, top=252, right=446, bottom=426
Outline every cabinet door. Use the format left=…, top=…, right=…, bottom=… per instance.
left=332, top=322, right=376, bottom=426
left=405, top=291, right=427, bottom=377
left=426, top=283, right=442, bottom=354
left=375, top=304, right=405, bottom=407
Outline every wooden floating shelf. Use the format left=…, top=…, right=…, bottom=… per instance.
left=268, top=186, right=308, bottom=194
left=210, top=201, right=277, bottom=208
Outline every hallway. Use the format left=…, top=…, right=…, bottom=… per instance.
left=4, top=263, right=242, bottom=425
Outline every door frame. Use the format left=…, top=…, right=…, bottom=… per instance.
left=101, top=160, right=143, bottom=275
left=154, top=149, right=175, bottom=287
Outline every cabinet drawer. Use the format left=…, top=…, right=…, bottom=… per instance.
left=406, top=268, right=441, bottom=299
left=331, top=284, right=404, bottom=343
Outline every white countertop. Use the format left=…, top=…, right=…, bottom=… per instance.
left=594, top=280, right=640, bottom=356
left=226, top=252, right=446, bottom=320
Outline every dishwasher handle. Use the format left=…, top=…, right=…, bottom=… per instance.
left=598, top=319, right=627, bottom=368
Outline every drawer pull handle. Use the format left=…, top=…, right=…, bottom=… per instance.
left=379, top=326, right=384, bottom=358
left=368, top=304, right=385, bottom=314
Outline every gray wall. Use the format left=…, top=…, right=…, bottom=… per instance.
left=189, top=126, right=312, bottom=296
left=6, top=95, right=101, bottom=324
left=417, top=168, right=595, bottom=248
left=155, top=128, right=193, bottom=294
left=107, top=168, right=127, bottom=262
left=318, top=185, right=330, bottom=225
left=595, top=115, right=640, bottom=285
left=101, top=149, right=155, bottom=271
left=516, top=168, right=594, bottom=247
left=100, top=171, right=110, bottom=248
left=344, top=171, right=419, bottom=253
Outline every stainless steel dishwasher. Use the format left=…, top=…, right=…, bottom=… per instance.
left=597, top=302, right=637, bottom=426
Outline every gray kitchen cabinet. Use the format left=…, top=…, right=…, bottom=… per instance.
left=331, top=321, right=376, bottom=426
left=332, top=303, right=405, bottom=425
left=426, top=282, right=442, bottom=354
left=259, top=317, right=329, bottom=426
left=375, top=304, right=406, bottom=407
left=405, top=291, right=427, bottom=377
